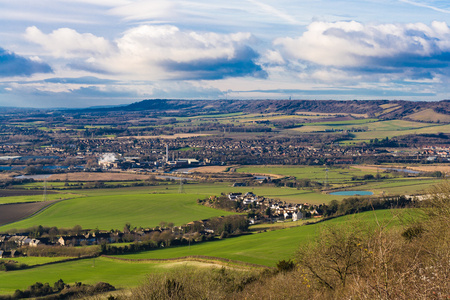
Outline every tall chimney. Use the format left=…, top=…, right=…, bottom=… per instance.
left=166, top=144, right=169, bottom=162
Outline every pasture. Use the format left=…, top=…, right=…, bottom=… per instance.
left=114, top=209, right=411, bottom=266
left=235, top=165, right=441, bottom=196
left=0, top=192, right=80, bottom=204
left=0, top=193, right=237, bottom=232
left=0, top=256, right=75, bottom=266
left=288, top=119, right=450, bottom=143
left=0, top=257, right=175, bottom=295
left=0, top=182, right=339, bottom=231
left=63, top=183, right=341, bottom=204
left=0, top=209, right=415, bottom=295
left=236, top=165, right=377, bottom=184
left=0, top=163, right=441, bottom=231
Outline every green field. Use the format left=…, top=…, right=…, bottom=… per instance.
left=0, top=193, right=237, bottom=231
left=288, top=119, right=450, bottom=143
left=0, top=256, right=74, bottom=266
left=114, top=209, right=412, bottom=266
left=236, top=165, right=440, bottom=195
left=0, top=192, right=81, bottom=204
left=0, top=183, right=341, bottom=231
left=357, top=178, right=440, bottom=195
left=64, top=183, right=340, bottom=204
left=0, top=257, right=180, bottom=295
left=17, top=181, right=149, bottom=189
left=0, top=209, right=416, bottom=295
left=236, top=165, right=378, bottom=184
left=291, top=119, right=443, bottom=133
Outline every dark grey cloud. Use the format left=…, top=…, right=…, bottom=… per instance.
left=162, top=46, right=267, bottom=80
left=0, top=47, right=52, bottom=77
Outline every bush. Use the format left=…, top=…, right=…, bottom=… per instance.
left=276, top=259, right=296, bottom=273
left=129, top=267, right=260, bottom=299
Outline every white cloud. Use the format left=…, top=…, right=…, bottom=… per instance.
left=24, top=26, right=113, bottom=59
left=24, top=25, right=261, bottom=80
left=274, top=21, right=450, bottom=67
left=115, top=25, right=250, bottom=62
left=107, top=25, right=260, bottom=79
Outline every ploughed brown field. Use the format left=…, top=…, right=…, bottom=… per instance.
left=189, top=166, right=232, bottom=173
left=354, top=164, right=450, bottom=174
left=0, top=200, right=58, bottom=226
left=0, top=190, right=56, bottom=197
left=43, top=172, right=151, bottom=182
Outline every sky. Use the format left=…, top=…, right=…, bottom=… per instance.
left=1, top=0, right=450, bottom=108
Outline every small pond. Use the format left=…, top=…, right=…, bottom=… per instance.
left=329, top=191, right=374, bottom=196
left=382, top=168, right=420, bottom=174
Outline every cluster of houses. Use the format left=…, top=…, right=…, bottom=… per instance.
left=0, top=236, right=41, bottom=258
left=421, top=146, right=450, bottom=160
left=0, top=231, right=121, bottom=257
left=227, top=192, right=318, bottom=222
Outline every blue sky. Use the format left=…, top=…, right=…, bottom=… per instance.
left=1, top=0, right=450, bottom=107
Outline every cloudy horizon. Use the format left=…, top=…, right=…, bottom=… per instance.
left=1, top=0, right=450, bottom=108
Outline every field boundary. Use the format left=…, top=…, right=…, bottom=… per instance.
left=102, top=255, right=274, bottom=270
left=28, top=255, right=97, bottom=268
left=0, top=200, right=61, bottom=227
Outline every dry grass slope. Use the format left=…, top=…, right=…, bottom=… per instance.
left=406, top=108, right=450, bottom=123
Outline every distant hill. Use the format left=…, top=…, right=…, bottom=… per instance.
left=83, top=99, right=450, bottom=122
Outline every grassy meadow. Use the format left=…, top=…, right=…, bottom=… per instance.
left=235, top=165, right=440, bottom=196
left=0, top=182, right=341, bottom=231
left=0, top=257, right=178, bottom=295
left=0, top=192, right=82, bottom=204
left=0, top=162, right=441, bottom=233
left=236, top=165, right=378, bottom=184
left=24, top=181, right=345, bottom=203
left=288, top=119, right=450, bottom=143
left=0, top=193, right=237, bottom=232
left=0, top=256, right=74, bottom=266
left=0, top=209, right=416, bottom=295
left=114, top=209, right=411, bottom=266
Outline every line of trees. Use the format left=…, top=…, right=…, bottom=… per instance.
left=321, top=195, right=415, bottom=217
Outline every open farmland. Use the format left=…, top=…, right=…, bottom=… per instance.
left=44, top=172, right=153, bottom=182
left=0, top=100, right=448, bottom=298
left=0, top=192, right=81, bottom=204
left=0, top=200, right=59, bottom=226
left=0, top=193, right=237, bottom=232
left=19, top=182, right=341, bottom=204
left=0, top=257, right=184, bottom=295
left=0, top=256, right=75, bottom=266
left=0, top=189, right=57, bottom=197
left=111, top=209, right=411, bottom=266
left=236, top=165, right=378, bottom=184
left=288, top=119, right=450, bottom=143
left=350, top=124, right=450, bottom=142
left=0, top=209, right=414, bottom=295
